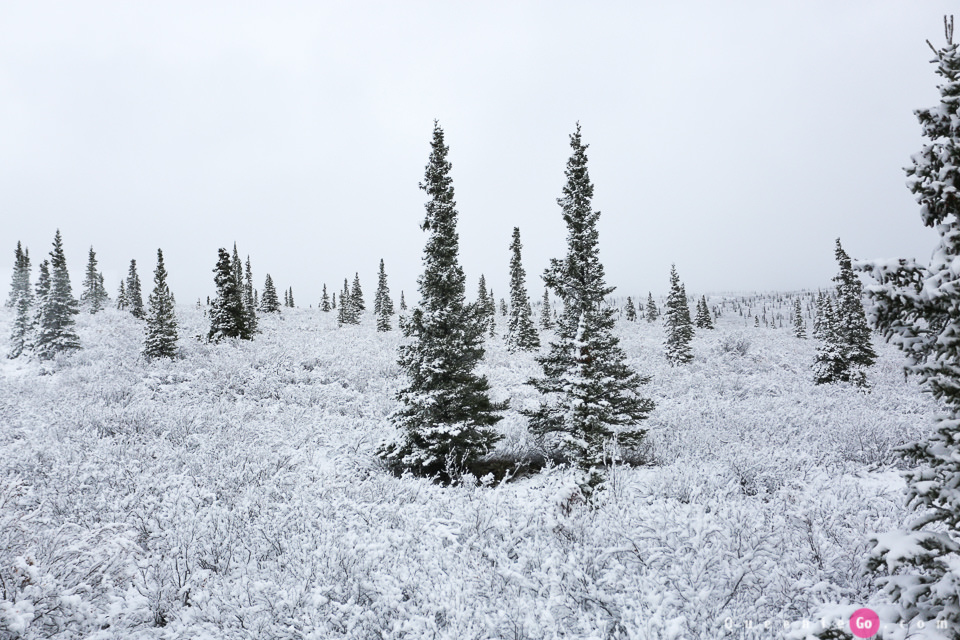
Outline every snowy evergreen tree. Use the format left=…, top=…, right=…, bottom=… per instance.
left=260, top=274, right=280, bottom=313
left=351, top=273, right=364, bottom=313
left=116, top=280, right=127, bottom=310
left=143, top=249, right=178, bottom=359
left=5, top=242, right=28, bottom=309
left=81, top=246, right=105, bottom=313
left=846, top=21, right=960, bottom=633
left=125, top=259, right=144, bottom=319
left=540, top=288, right=553, bottom=329
left=663, top=265, right=694, bottom=365
left=793, top=297, right=807, bottom=338
left=624, top=296, right=636, bottom=322
left=338, top=278, right=359, bottom=325
left=243, top=256, right=258, bottom=335
left=833, top=238, right=877, bottom=369
left=399, top=290, right=406, bottom=311
left=208, top=248, right=248, bottom=341
left=30, top=260, right=50, bottom=352
left=378, top=121, right=504, bottom=479
left=812, top=296, right=850, bottom=385
left=506, top=227, right=540, bottom=351
left=32, top=231, right=81, bottom=360
left=374, top=259, right=394, bottom=332
left=499, top=298, right=507, bottom=316
left=694, top=295, right=713, bottom=329
left=7, top=244, right=32, bottom=358
left=525, top=124, right=654, bottom=476
left=646, top=292, right=658, bottom=322
left=332, top=292, right=337, bottom=309
left=321, top=283, right=331, bottom=312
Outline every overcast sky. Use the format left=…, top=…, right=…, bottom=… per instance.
left=0, top=1, right=954, bottom=306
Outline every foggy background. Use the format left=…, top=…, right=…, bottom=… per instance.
left=0, top=1, right=950, bottom=306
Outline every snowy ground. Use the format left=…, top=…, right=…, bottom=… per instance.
left=0, top=299, right=938, bottom=639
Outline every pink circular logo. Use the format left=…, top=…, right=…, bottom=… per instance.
left=850, top=608, right=880, bottom=638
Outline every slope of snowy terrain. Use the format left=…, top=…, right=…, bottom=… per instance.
left=0, top=298, right=937, bottom=639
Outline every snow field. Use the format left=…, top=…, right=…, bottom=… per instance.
left=0, top=299, right=937, bottom=638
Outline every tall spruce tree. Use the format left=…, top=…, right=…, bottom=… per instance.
left=663, top=265, right=694, bottom=365
left=399, top=290, right=406, bottom=311
left=694, top=295, right=713, bottom=329
left=646, top=292, right=658, bottom=322
left=288, top=287, right=295, bottom=308
left=374, top=259, right=394, bottom=332
left=833, top=238, right=877, bottom=368
left=793, top=297, right=807, bottom=338
left=321, top=283, right=331, bottom=312
left=260, top=274, right=280, bottom=313
left=540, top=288, right=553, bottom=329
left=338, top=278, right=359, bottom=325
left=33, top=231, right=81, bottom=360
left=7, top=244, right=32, bottom=358
left=624, top=296, right=637, bottom=322
left=506, top=227, right=540, bottom=351
left=812, top=296, right=848, bottom=385
left=81, top=246, right=103, bottom=313
left=378, top=121, right=504, bottom=479
left=841, top=21, right=960, bottom=633
left=524, top=124, right=654, bottom=475
left=116, top=280, right=127, bottom=310
left=31, top=260, right=50, bottom=351
left=126, top=260, right=144, bottom=319
left=351, top=273, right=364, bottom=313
left=5, top=243, right=27, bottom=308
left=243, top=256, right=258, bottom=334
left=208, top=248, right=248, bottom=341
left=143, top=249, right=178, bottom=359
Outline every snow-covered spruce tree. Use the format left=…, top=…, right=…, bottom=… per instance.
left=844, top=19, right=960, bottom=632
left=540, top=288, right=553, bottom=329
left=7, top=244, right=32, bottom=358
left=288, top=287, right=296, bottom=308
left=30, top=260, right=50, bottom=351
left=243, top=256, right=258, bottom=335
left=833, top=238, right=877, bottom=368
left=378, top=121, right=504, bottom=479
left=332, top=292, right=336, bottom=308
left=351, top=273, right=364, bottom=313
left=506, top=227, right=540, bottom=351
left=524, top=124, right=654, bottom=476
left=260, top=274, right=280, bottom=313
left=5, top=242, right=28, bottom=308
left=694, top=295, right=713, bottom=329
left=812, top=296, right=849, bottom=385
left=624, top=296, right=637, bottom=322
left=116, top=280, right=127, bottom=310
left=646, top=291, right=658, bottom=322
left=793, top=297, right=807, bottom=338
left=374, top=259, right=394, bottom=332
left=80, top=246, right=107, bottom=313
left=321, top=283, right=331, bottom=312
left=399, top=290, right=406, bottom=311
left=125, top=259, right=144, bottom=319
left=663, top=265, right=694, bottom=365
left=338, top=278, right=359, bottom=325
left=499, top=298, right=507, bottom=316
left=33, top=230, right=81, bottom=360
left=208, top=248, right=248, bottom=341
left=143, top=249, right=178, bottom=359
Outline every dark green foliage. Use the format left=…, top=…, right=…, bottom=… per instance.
left=378, top=121, right=504, bottom=480
left=506, top=227, right=540, bottom=351
left=33, top=230, right=81, bottom=360
left=80, top=246, right=108, bottom=313
left=540, top=288, right=553, bottom=329
left=525, top=124, right=654, bottom=472
left=126, top=260, right=144, bottom=319
left=116, top=280, right=127, bottom=310
left=374, top=259, right=394, bottom=332
left=321, top=284, right=330, bottom=312
left=338, top=278, right=360, bottom=325
left=793, top=297, right=806, bottom=338
left=813, top=240, right=875, bottom=387
left=208, top=248, right=249, bottom=341
left=259, top=274, right=280, bottom=313
left=243, top=256, right=258, bottom=334
left=624, top=297, right=636, bottom=322
left=399, top=291, right=406, bottom=311
left=645, top=292, right=658, bottom=322
left=7, top=243, right=32, bottom=358
left=663, top=265, right=694, bottom=365
left=351, top=273, right=364, bottom=313
left=694, top=295, right=713, bottom=329
left=143, top=249, right=179, bottom=359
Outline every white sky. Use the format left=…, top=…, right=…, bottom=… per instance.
left=0, top=1, right=952, bottom=305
